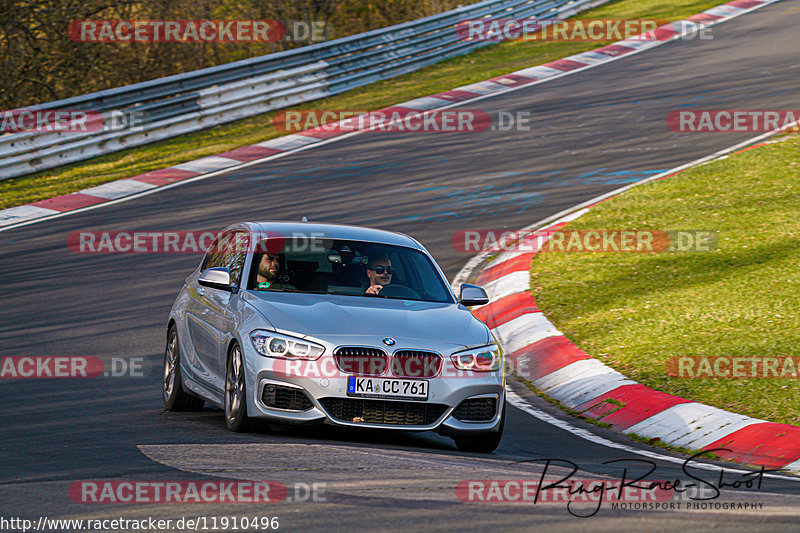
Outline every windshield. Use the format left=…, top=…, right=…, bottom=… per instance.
left=247, top=238, right=454, bottom=304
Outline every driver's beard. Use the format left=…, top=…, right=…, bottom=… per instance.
left=259, top=264, right=277, bottom=282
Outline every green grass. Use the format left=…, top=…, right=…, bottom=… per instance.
left=529, top=135, right=800, bottom=426
left=0, top=0, right=723, bottom=209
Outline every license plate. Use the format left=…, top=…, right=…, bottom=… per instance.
left=347, top=376, right=428, bottom=400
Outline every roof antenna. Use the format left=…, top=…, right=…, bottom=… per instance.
left=301, top=216, right=308, bottom=222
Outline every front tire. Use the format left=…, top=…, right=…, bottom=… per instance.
left=225, top=342, right=254, bottom=432
left=453, top=399, right=505, bottom=453
left=163, top=325, right=205, bottom=412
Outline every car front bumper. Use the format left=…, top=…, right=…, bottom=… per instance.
left=242, top=343, right=505, bottom=435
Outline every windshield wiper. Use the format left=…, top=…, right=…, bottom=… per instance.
left=256, top=288, right=305, bottom=293
left=325, top=290, right=385, bottom=297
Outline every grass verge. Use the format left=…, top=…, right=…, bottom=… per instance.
left=0, top=0, right=723, bottom=209
left=529, top=135, right=800, bottom=426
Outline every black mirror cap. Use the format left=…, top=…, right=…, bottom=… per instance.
left=459, top=283, right=489, bottom=306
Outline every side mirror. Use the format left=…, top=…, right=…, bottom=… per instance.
left=459, top=283, right=489, bottom=306
left=198, top=267, right=233, bottom=291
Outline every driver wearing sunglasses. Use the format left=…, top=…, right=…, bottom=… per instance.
left=364, top=253, right=393, bottom=295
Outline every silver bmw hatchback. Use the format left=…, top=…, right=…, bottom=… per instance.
left=163, top=221, right=505, bottom=452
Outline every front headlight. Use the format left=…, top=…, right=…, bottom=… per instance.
left=450, top=344, right=502, bottom=372
left=250, top=330, right=324, bottom=360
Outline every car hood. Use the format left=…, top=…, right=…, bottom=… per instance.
left=243, top=291, right=490, bottom=350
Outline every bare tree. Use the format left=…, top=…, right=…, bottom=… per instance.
left=1, top=0, right=474, bottom=109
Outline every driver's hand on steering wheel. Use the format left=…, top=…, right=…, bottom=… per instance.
left=365, top=284, right=383, bottom=295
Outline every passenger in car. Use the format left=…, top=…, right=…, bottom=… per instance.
left=364, top=253, right=393, bottom=295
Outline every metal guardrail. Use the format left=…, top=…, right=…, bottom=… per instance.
left=0, top=0, right=608, bottom=180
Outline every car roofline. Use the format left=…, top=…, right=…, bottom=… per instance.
left=240, top=221, right=424, bottom=250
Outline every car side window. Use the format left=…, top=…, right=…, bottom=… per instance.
left=224, top=232, right=249, bottom=286
left=202, top=234, right=224, bottom=270
left=201, top=230, right=249, bottom=286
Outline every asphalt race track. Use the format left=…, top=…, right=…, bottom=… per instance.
left=2, top=2, right=800, bottom=531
